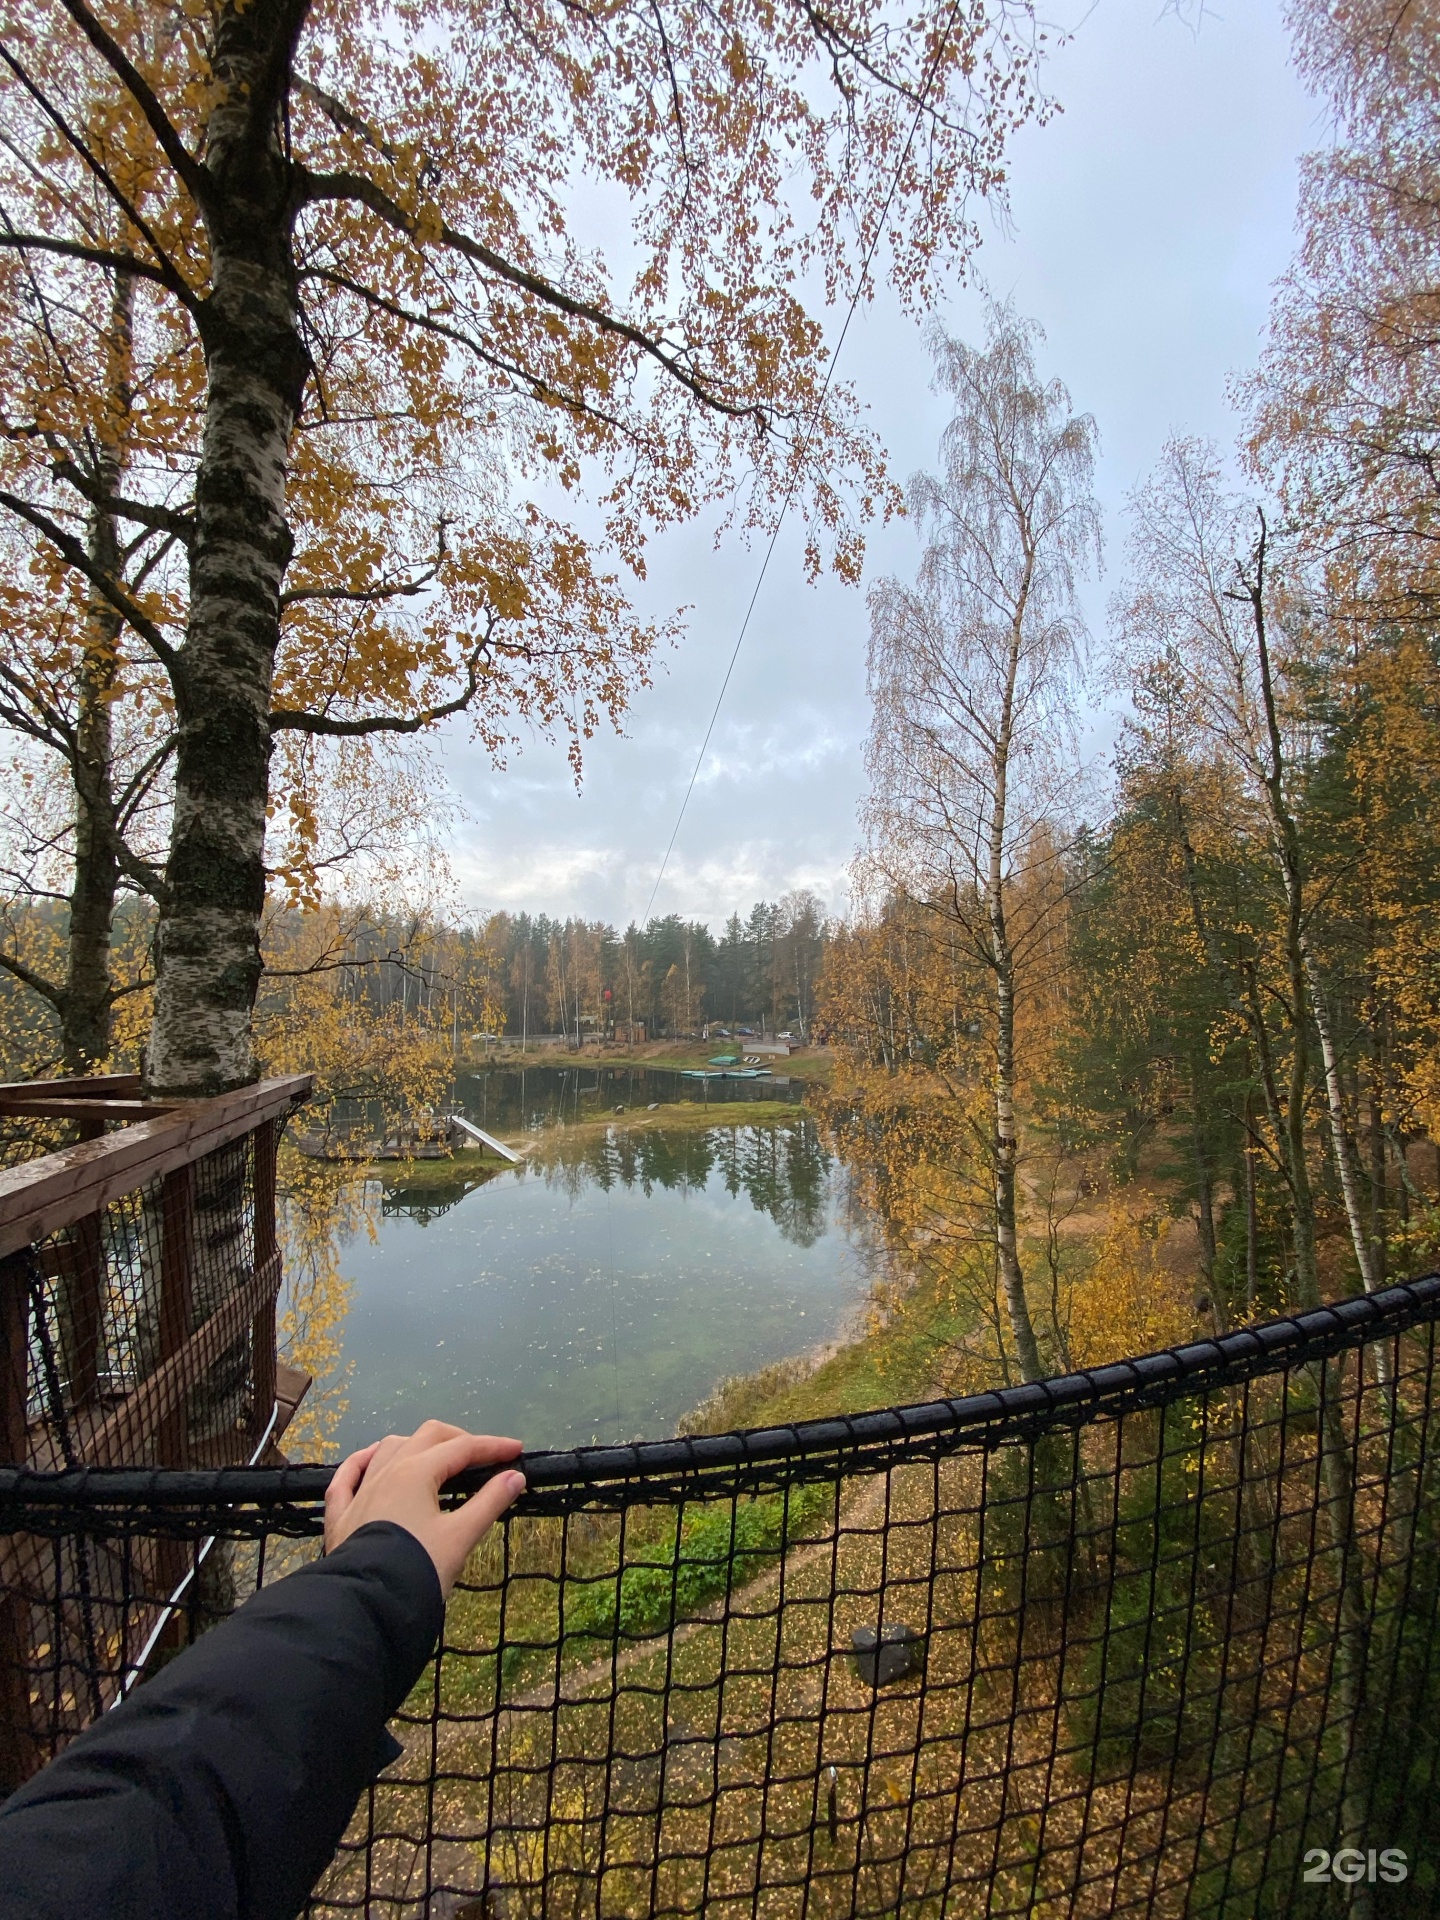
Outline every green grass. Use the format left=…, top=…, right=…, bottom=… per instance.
left=531, top=1097, right=810, bottom=1148
left=679, top=1265, right=977, bottom=1436
left=560, top=1483, right=834, bottom=1648
left=355, top=1097, right=812, bottom=1177
left=363, top=1155, right=511, bottom=1196
left=459, top=1040, right=837, bottom=1083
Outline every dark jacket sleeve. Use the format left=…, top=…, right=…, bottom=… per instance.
left=0, top=1519, right=443, bottom=1920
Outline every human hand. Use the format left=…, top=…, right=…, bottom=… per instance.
left=324, top=1421, right=525, bottom=1596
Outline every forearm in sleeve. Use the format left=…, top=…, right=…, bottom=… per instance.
left=0, top=1519, right=443, bottom=1920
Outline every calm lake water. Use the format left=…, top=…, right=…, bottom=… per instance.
left=454, top=1061, right=806, bottom=1131
left=321, top=1109, right=876, bottom=1454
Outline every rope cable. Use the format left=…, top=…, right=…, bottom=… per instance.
left=639, top=0, right=970, bottom=927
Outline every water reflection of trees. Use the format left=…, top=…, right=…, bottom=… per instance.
left=533, top=1120, right=833, bottom=1247
left=378, top=1163, right=506, bottom=1224
left=455, top=1065, right=803, bottom=1134
left=276, top=1151, right=365, bottom=1458
left=278, top=1118, right=838, bottom=1452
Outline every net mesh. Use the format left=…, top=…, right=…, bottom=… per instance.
left=2, top=1280, right=1439, bottom=1914
left=4, top=1133, right=273, bottom=1474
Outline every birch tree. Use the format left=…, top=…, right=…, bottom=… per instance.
left=1115, top=437, right=1387, bottom=1311
left=0, top=0, right=1050, bottom=1100
left=863, top=305, right=1099, bottom=1382
left=1116, top=434, right=1391, bottom=1901
left=0, top=246, right=177, bottom=1069
left=1247, top=0, right=1440, bottom=636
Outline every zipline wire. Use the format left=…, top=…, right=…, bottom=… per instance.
left=639, top=0, right=970, bottom=928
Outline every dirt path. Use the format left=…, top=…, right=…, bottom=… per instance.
left=347, top=1466, right=900, bottom=1911
left=499, top=1468, right=894, bottom=1716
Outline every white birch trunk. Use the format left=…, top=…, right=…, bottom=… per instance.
left=147, top=245, right=302, bottom=1096
left=989, top=623, right=1043, bottom=1386
left=1304, top=942, right=1384, bottom=1296
left=146, top=1, right=310, bottom=1098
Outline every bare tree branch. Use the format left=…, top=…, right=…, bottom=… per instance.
left=280, top=517, right=446, bottom=607
left=109, top=971, right=155, bottom=1001
left=0, top=946, right=63, bottom=1008
left=298, top=265, right=633, bottom=437
left=0, top=231, right=175, bottom=289
left=299, top=166, right=775, bottom=427
left=49, top=457, right=194, bottom=542
left=0, top=48, right=200, bottom=311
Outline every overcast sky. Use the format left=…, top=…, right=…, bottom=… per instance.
left=441, top=0, right=1318, bottom=933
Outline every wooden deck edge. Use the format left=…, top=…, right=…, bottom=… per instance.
left=0, top=1076, right=313, bottom=1258
left=260, top=1363, right=314, bottom=1467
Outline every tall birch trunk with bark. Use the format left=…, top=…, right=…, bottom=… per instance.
left=988, top=621, right=1043, bottom=1386
left=1232, top=531, right=1324, bottom=1315
left=864, top=309, right=1098, bottom=1394
left=66, top=520, right=121, bottom=1072
left=1123, top=452, right=1388, bottom=1910
left=128, top=1, right=313, bottom=1490
left=1243, top=530, right=1375, bottom=1916
left=1243, top=1091, right=1259, bottom=1312
left=1305, top=943, right=1385, bottom=1296
left=63, top=269, right=136, bottom=1074
left=145, top=4, right=309, bottom=1100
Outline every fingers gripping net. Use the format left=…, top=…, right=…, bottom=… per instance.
left=3, top=1280, right=1440, bottom=1916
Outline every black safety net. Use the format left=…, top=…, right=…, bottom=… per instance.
left=3, top=1277, right=1440, bottom=1916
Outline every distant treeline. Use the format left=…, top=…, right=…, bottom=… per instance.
left=481, top=893, right=828, bottom=1042
left=0, top=891, right=830, bottom=1081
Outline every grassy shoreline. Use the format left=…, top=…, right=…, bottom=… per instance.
left=344, top=1095, right=813, bottom=1180
left=457, top=1039, right=837, bottom=1083
left=679, top=1262, right=975, bottom=1434
left=524, top=1096, right=808, bottom=1148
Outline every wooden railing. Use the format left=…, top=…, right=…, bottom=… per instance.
left=0, top=1072, right=315, bottom=1787
left=0, top=1073, right=314, bottom=1473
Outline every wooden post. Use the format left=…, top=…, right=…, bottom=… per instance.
left=0, top=1250, right=37, bottom=1790
left=155, top=1165, right=195, bottom=1467
left=149, top=1164, right=196, bottom=1636
left=58, top=1212, right=105, bottom=1410
left=0, top=1250, right=29, bottom=1465
left=250, top=1120, right=278, bottom=1439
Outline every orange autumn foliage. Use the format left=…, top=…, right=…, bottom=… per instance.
left=1063, top=1208, right=1195, bottom=1373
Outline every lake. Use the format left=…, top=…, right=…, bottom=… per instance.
left=304, top=1105, right=878, bottom=1455
left=323, top=1062, right=806, bottom=1154
left=452, top=1061, right=807, bottom=1133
